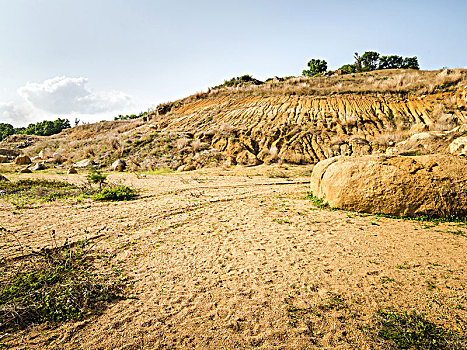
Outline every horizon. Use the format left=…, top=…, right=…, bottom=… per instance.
left=1, top=0, right=466, bottom=127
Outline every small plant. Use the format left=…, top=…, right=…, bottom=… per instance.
left=93, top=185, right=137, bottom=201
left=0, top=239, right=127, bottom=331
left=86, top=167, right=107, bottom=189
left=377, top=310, right=465, bottom=349
left=305, top=192, right=329, bottom=209
left=380, top=276, right=395, bottom=284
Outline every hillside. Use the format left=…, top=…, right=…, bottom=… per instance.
left=1, top=68, right=466, bottom=172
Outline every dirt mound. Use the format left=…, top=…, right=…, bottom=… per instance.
left=310, top=154, right=467, bottom=218
left=2, top=69, right=466, bottom=172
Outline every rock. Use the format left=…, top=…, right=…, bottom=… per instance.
left=0, top=155, right=8, bottom=163
left=29, top=162, right=47, bottom=171
left=38, top=150, right=46, bottom=159
left=20, top=167, right=32, bottom=173
left=177, top=164, right=196, bottom=172
left=30, top=156, right=41, bottom=162
left=112, top=159, right=126, bottom=172
left=14, top=155, right=31, bottom=165
left=236, top=150, right=261, bottom=166
left=73, top=159, right=95, bottom=168
left=68, top=167, right=78, bottom=174
left=0, top=174, right=9, bottom=181
left=310, top=154, right=467, bottom=218
left=52, top=152, right=63, bottom=164
left=448, top=136, right=467, bottom=156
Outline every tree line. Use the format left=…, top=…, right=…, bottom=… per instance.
left=302, top=51, right=420, bottom=76
left=0, top=118, right=71, bottom=141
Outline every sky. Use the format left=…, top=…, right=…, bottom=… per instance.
left=0, top=0, right=466, bottom=127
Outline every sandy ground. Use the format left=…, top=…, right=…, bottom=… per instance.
left=0, top=165, right=466, bottom=349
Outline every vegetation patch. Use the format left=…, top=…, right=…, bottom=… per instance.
left=0, top=239, right=127, bottom=331
left=0, top=179, right=93, bottom=207
left=377, top=310, right=465, bottom=349
left=305, top=192, right=330, bottom=209
left=92, top=185, right=138, bottom=201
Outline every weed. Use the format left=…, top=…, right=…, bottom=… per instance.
left=93, top=186, right=138, bottom=201
left=304, top=192, right=329, bottom=209
left=377, top=310, right=465, bottom=349
left=0, top=239, right=127, bottom=331
left=396, top=264, right=410, bottom=270
left=380, top=276, right=395, bottom=284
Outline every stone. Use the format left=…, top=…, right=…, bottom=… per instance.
left=29, top=162, right=47, bottom=171
left=68, top=167, right=78, bottom=174
left=74, top=159, right=95, bottom=168
left=448, top=136, right=467, bottom=156
left=112, top=159, right=126, bottom=172
left=14, top=155, right=31, bottom=165
left=52, top=152, right=63, bottom=164
left=177, top=164, right=196, bottom=172
left=20, top=167, right=32, bottom=173
left=0, top=155, right=8, bottom=163
left=310, top=154, right=467, bottom=218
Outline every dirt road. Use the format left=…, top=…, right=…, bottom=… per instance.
left=1, top=166, right=466, bottom=349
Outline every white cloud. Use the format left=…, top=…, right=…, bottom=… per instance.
left=17, top=76, right=133, bottom=114
left=0, top=101, right=38, bottom=126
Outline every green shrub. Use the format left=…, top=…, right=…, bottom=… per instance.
left=0, top=240, right=126, bottom=331
left=92, top=185, right=137, bottom=201
left=86, top=167, right=107, bottom=188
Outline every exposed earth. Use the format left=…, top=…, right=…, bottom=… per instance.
left=1, top=166, right=466, bottom=349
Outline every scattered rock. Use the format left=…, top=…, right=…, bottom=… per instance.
left=448, top=136, right=467, bottom=156
left=112, top=159, right=126, bottom=172
left=177, top=164, right=196, bottom=172
left=52, top=152, right=63, bottom=164
left=14, top=155, right=31, bottom=165
left=74, top=159, right=95, bottom=168
left=68, top=167, right=78, bottom=174
left=0, top=155, right=8, bottom=163
left=310, top=154, right=467, bottom=218
left=29, top=162, right=47, bottom=171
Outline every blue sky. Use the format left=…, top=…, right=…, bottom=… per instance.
left=0, top=0, right=466, bottom=126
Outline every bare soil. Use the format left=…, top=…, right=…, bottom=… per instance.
left=1, top=165, right=466, bottom=349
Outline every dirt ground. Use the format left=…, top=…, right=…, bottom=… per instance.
left=0, top=165, right=466, bottom=349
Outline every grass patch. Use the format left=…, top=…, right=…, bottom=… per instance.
left=304, top=192, right=329, bottom=209
left=377, top=310, right=465, bottom=349
left=92, top=185, right=138, bottom=201
left=0, top=239, right=127, bottom=331
left=0, top=179, right=93, bottom=207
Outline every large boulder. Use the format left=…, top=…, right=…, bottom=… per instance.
left=310, top=154, right=467, bottom=218
left=14, top=155, right=31, bottom=165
